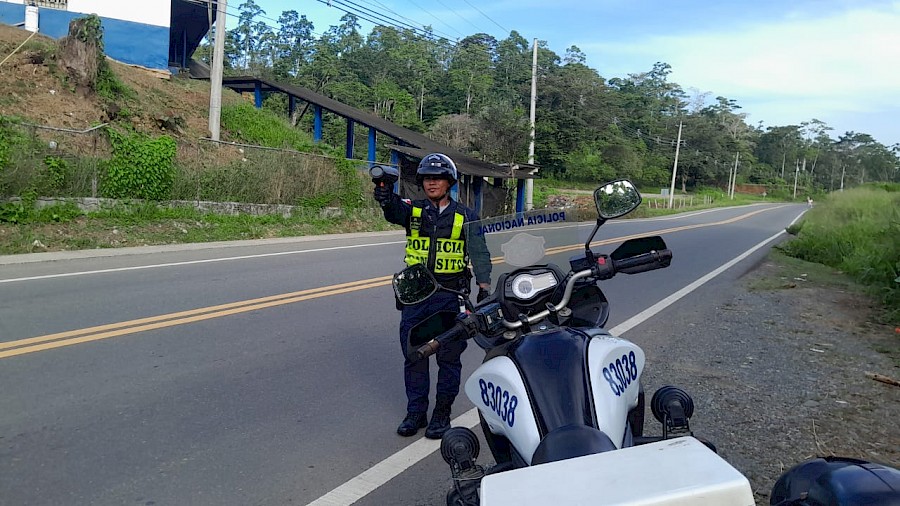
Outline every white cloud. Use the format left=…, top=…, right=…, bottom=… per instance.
left=579, top=3, right=900, bottom=142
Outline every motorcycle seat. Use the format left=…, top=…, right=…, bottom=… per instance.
left=531, top=424, right=617, bottom=465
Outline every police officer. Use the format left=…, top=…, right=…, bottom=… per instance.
left=374, top=153, right=491, bottom=439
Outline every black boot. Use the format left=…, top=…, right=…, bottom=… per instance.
left=425, top=398, right=453, bottom=439
left=397, top=412, right=427, bottom=437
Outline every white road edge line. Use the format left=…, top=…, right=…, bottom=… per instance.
left=0, top=241, right=406, bottom=284
left=0, top=204, right=787, bottom=284
left=306, top=215, right=803, bottom=506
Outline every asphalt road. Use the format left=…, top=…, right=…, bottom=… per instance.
left=0, top=203, right=806, bottom=506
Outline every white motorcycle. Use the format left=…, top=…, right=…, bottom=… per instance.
left=393, top=180, right=755, bottom=505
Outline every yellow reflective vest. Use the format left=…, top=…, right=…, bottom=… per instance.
left=405, top=205, right=466, bottom=275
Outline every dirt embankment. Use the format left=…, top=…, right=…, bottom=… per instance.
left=0, top=23, right=238, bottom=140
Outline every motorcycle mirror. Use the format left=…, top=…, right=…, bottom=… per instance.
left=392, top=264, right=439, bottom=305
left=594, top=179, right=642, bottom=219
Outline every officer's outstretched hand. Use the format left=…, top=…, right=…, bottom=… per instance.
left=374, top=184, right=392, bottom=205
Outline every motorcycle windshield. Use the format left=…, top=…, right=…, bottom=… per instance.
left=464, top=208, right=596, bottom=292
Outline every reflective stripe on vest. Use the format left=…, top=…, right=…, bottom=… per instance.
left=405, top=206, right=466, bottom=274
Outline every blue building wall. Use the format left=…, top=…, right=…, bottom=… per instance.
left=0, top=4, right=169, bottom=70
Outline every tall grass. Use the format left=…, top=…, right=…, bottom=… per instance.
left=221, top=103, right=313, bottom=151
left=172, top=145, right=366, bottom=208
left=782, top=187, right=900, bottom=323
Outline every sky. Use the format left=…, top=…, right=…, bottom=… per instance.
left=228, top=0, right=900, bottom=147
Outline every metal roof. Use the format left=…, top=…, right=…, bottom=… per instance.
left=220, top=76, right=538, bottom=179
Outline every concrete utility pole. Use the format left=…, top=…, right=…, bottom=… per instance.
left=801, top=157, right=807, bottom=190
left=525, top=38, right=538, bottom=211
left=667, top=121, right=683, bottom=209
left=792, top=159, right=800, bottom=199
left=208, top=0, right=227, bottom=141
left=727, top=154, right=734, bottom=198
left=730, top=151, right=740, bottom=199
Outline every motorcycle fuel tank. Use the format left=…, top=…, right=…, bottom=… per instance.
left=464, top=355, right=541, bottom=463
left=586, top=335, right=645, bottom=447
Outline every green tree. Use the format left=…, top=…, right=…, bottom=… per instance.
left=449, top=34, right=496, bottom=114
left=473, top=102, right=529, bottom=165
left=563, top=146, right=614, bottom=182
left=231, top=0, right=267, bottom=70
left=272, top=10, right=315, bottom=78
left=756, top=125, right=803, bottom=180
left=493, top=31, right=531, bottom=103
left=429, top=114, right=477, bottom=152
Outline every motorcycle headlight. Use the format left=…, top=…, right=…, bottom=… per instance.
left=510, top=272, right=557, bottom=300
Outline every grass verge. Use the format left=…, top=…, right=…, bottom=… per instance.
left=779, top=186, right=900, bottom=325
left=0, top=202, right=399, bottom=255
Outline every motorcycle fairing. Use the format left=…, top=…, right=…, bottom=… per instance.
left=585, top=332, right=645, bottom=448
left=465, top=356, right=541, bottom=463
left=469, top=328, right=607, bottom=464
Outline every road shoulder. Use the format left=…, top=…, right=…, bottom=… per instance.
left=638, top=250, right=899, bottom=505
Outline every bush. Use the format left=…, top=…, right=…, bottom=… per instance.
left=102, top=128, right=176, bottom=200
left=0, top=189, right=35, bottom=223
left=34, top=201, right=83, bottom=222
left=637, top=165, right=670, bottom=188
left=0, top=190, right=80, bottom=224
left=42, top=155, right=70, bottom=192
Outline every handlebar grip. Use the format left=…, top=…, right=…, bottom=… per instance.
left=613, top=249, right=672, bottom=274
left=414, top=340, right=441, bottom=361
left=412, top=322, right=467, bottom=361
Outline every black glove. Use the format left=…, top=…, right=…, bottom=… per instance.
left=374, top=184, right=392, bottom=205
left=477, top=287, right=490, bottom=303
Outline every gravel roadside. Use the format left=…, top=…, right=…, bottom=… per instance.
left=638, top=252, right=899, bottom=505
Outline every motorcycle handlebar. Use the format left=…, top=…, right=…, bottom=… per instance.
left=412, top=321, right=468, bottom=361
left=612, top=249, right=672, bottom=274
left=502, top=269, right=594, bottom=330
left=501, top=248, right=673, bottom=330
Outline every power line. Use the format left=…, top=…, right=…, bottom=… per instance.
left=331, top=0, right=425, bottom=33
left=359, top=0, right=465, bottom=39
left=182, top=0, right=326, bottom=39
left=189, top=0, right=459, bottom=49
left=609, top=117, right=681, bottom=146
left=332, top=0, right=456, bottom=41
left=459, top=0, right=509, bottom=34
left=400, top=0, right=467, bottom=40
left=314, top=0, right=458, bottom=46
left=429, top=0, right=491, bottom=35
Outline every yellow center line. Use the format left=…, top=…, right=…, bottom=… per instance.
left=1, top=205, right=789, bottom=359
left=0, top=280, right=391, bottom=359
left=0, top=276, right=391, bottom=352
